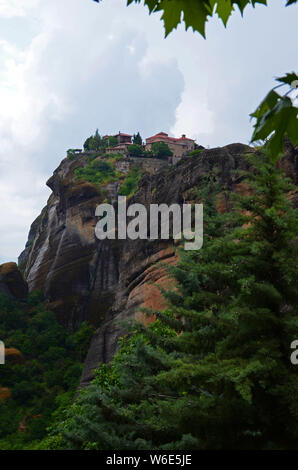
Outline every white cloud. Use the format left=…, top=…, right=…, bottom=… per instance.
left=0, top=162, right=49, bottom=262
left=0, top=0, right=38, bottom=18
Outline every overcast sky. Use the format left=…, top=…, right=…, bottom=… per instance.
left=0, top=0, right=297, bottom=263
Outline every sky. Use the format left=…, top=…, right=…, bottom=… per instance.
left=0, top=0, right=297, bottom=263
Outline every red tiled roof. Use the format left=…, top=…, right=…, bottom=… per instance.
left=146, top=137, right=175, bottom=142
left=146, top=132, right=194, bottom=143
left=146, top=132, right=169, bottom=140
left=114, top=132, right=132, bottom=137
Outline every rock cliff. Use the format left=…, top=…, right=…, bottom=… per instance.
left=18, top=142, right=298, bottom=387
left=0, top=262, right=28, bottom=301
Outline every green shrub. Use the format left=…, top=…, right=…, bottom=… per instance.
left=118, top=167, right=141, bottom=197
left=151, top=142, right=173, bottom=159
left=75, top=159, right=121, bottom=187
left=128, top=144, right=144, bottom=158
left=189, top=148, right=204, bottom=156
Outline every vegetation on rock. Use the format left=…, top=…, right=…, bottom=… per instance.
left=128, top=144, right=144, bottom=158
left=74, top=158, right=122, bottom=187
left=151, top=142, right=173, bottom=159
left=118, top=167, right=142, bottom=197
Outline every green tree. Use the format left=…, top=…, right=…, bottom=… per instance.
left=83, top=136, right=92, bottom=151
left=83, top=129, right=118, bottom=151
left=102, top=135, right=118, bottom=148
left=90, top=129, right=102, bottom=150
left=128, top=144, right=144, bottom=157
left=84, top=129, right=102, bottom=151
left=133, top=132, right=143, bottom=145
left=151, top=141, right=173, bottom=159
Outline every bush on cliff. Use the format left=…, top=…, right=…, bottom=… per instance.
left=75, top=159, right=121, bottom=187
left=128, top=144, right=144, bottom=158
left=118, top=167, right=141, bottom=198
left=151, top=142, right=173, bottom=160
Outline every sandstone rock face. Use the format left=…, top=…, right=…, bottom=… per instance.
left=18, top=143, right=298, bottom=388
left=115, top=157, right=168, bottom=175
left=0, top=263, right=28, bottom=301
left=19, top=155, right=118, bottom=330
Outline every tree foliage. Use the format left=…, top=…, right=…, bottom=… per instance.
left=0, top=293, right=94, bottom=449
left=133, top=132, right=143, bottom=145
left=251, top=73, right=298, bottom=158
left=151, top=141, right=173, bottom=159
left=93, top=1, right=297, bottom=37
left=118, top=166, right=142, bottom=197
left=128, top=144, right=144, bottom=157
left=75, top=158, right=122, bottom=186
left=84, top=130, right=117, bottom=152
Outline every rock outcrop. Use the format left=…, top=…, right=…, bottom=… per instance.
left=18, top=142, right=298, bottom=388
left=0, top=263, right=28, bottom=301
left=19, top=155, right=117, bottom=330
